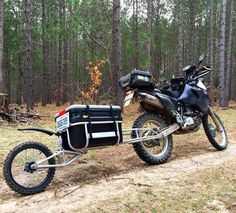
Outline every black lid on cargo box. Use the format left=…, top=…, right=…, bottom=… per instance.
left=65, top=105, right=121, bottom=113
left=55, top=105, right=122, bottom=119
left=131, top=69, right=152, bottom=77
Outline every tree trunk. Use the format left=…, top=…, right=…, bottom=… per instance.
left=133, top=0, right=138, bottom=68
left=230, top=12, right=236, bottom=101
left=231, top=55, right=236, bottom=100
left=16, top=55, right=23, bottom=105
left=63, top=40, right=68, bottom=103
left=219, top=0, right=227, bottom=107
left=233, top=56, right=236, bottom=100
left=41, top=0, right=49, bottom=106
left=56, top=0, right=64, bottom=106
left=209, top=0, right=214, bottom=105
left=146, top=0, right=153, bottom=70
left=62, top=1, right=68, bottom=104
left=189, top=0, right=195, bottom=65
left=177, top=0, right=184, bottom=72
left=24, top=0, right=34, bottom=110
left=0, top=0, right=4, bottom=93
left=93, top=0, right=103, bottom=58
left=152, top=0, right=160, bottom=79
left=112, top=0, right=122, bottom=106
left=225, top=0, right=234, bottom=101
left=16, top=1, right=23, bottom=106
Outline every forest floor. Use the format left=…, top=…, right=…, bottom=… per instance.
left=0, top=103, right=236, bottom=212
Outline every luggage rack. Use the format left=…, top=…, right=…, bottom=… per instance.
left=33, top=123, right=179, bottom=169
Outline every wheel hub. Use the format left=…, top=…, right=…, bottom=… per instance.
left=143, top=128, right=161, bottom=147
left=24, top=162, right=37, bottom=173
left=208, top=124, right=216, bottom=138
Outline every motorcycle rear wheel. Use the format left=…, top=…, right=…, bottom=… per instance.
left=132, top=114, right=173, bottom=165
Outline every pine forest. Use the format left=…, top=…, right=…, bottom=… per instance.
left=0, top=0, right=235, bottom=109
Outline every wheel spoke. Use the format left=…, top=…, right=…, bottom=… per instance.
left=141, top=120, right=168, bottom=156
left=132, top=114, right=173, bottom=165
left=3, top=142, right=55, bottom=195
left=11, top=148, right=49, bottom=188
left=203, top=113, right=228, bottom=150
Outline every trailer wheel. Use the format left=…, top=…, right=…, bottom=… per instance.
left=132, top=114, right=173, bottom=165
left=3, top=142, right=55, bottom=195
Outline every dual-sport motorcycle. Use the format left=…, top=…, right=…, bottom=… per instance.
left=3, top=54, right=227, bottom=195
left=119, top=53, right=228, bottom=165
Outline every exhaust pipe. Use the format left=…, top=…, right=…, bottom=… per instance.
left=139, top=93, right=165, bottom=109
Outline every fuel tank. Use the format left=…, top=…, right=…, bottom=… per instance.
left=178, top=84, right=209, bottom=113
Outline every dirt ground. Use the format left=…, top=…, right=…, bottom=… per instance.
left=0, top=104, right=236, bottom=212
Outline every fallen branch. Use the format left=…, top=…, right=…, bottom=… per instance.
left=0, top=107, right=43, bottom=123
left=57, top=186, right=82, bottom=198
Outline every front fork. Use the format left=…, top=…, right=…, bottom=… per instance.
left=208, top=107, right=223, bottom=131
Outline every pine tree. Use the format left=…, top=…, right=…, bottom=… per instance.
left=177, top=0, right=184, bottom=72
left=0, top=0, right=4, bottom=93
left=189, top=0, right=195, bottom=65
left=219, top=0, right=227, bottom=107
left=146, top=0, right=153, bottom=70
left=24, top=0, right=34, bottom=110
left=225, top=0, right=234, bottom=102
left=112, top=0, right=122, bottom=106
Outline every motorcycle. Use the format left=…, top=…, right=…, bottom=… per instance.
left=119, top=53, right=227, bottom=165
left=3, top=54, right=227, bottom=195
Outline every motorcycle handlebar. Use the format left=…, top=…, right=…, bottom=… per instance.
left=186, top=66, right=211, bottom=83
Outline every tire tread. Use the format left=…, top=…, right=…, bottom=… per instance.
left=3, top=141, right=56, bottom=195
left=132, top=114, right=173, bottom=165
left=202, top=113, right=228, bottom=151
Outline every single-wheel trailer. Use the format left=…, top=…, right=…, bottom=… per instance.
left=3, top=104, right=179, bottom=195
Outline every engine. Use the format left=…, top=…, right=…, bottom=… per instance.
left=182, top=109, right=202, bottom=132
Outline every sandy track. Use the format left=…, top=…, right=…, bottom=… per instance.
left=0, top=142, right=236, bottom=213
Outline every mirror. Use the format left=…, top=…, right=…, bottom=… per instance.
left=199, top=53, right=205, bottom=64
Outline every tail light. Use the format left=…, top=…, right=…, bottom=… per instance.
left=58, top=109, right=66, bottom=117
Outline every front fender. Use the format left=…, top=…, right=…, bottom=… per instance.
left=17, top=128, right=59, bottom=136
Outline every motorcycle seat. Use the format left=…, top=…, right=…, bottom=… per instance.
left=160, top=89, right=180, bottom=98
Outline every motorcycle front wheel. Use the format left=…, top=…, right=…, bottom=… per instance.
left=202, top=112, right=228, bottom=151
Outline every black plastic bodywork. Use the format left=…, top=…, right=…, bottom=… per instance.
left=178, top=84, right=209, bottom=113
left=138, top=81, right=209, bottom=115
left=154, top=91, right=179, bottom=114
left=138, top=88, right=179, bottom=116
